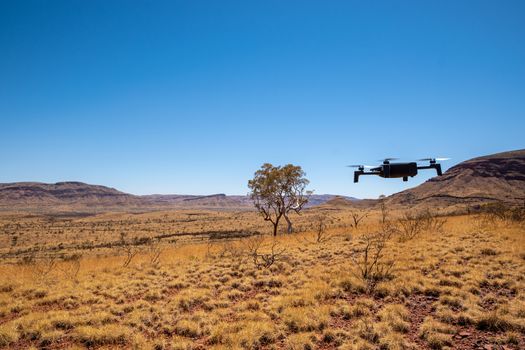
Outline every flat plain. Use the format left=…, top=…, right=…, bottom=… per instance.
left=0, top=206, right=524, bottom=350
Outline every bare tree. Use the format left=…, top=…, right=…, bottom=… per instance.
left=313, top=214, right=332, bottom=243
left=148, top=241, right=162, bottom=267
left=248, top=163, right=311, bottom=236
left=351, top=230, right=395, bottom=293
left=245, top=236, right=286, bottom=269
left=350, top=210, right=369, bottom=229
left=122, top=246, right=138, bottom=267
left=378, top=195, right=388, bottom=226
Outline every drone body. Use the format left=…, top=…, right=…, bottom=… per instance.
left=350, top=158, right=448, bottom=183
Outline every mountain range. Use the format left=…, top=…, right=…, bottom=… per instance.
left=1, top=149, right=523, bottom=212
left=0, top=182, right=356, bottom=212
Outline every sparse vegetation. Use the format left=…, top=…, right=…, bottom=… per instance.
left=0, top=209, right=523, bottom=349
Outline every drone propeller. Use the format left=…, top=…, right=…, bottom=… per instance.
left=347, top=165, right=374, bottom=168
left=377, top=158, right=399, bottom=164
left=417, top=157, right=451, bottom=162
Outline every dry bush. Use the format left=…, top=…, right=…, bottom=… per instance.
left=392, top=210, right=447, bottom=242
left=244, top=236, right=286, bottom=269
left=508, top=202, right=525, bottom=224
left=313, top=214, right=332, bottom=243
left=205, top=239, right=216, bottom=260
left=301, top=214, right=334, bottom=244
left=218, top=241, right=244, bottom=260
left=379, top=198, right=388, bottom=226
left=394, top=213, right=425, bottom=242
left=419, top=209, right=447, bottom=232
left=350, top=230, right=395, bottom=293
left=350, top=210, right=368, bottom=229
left=58, top=253, right=82, bottom=281
left=147, top=240, right=163, bottom=266
left=19, top=254, right=58, bottom=283
left=471, top=213, right=494, bottom=233
left=122, top=246, right=138, bottom=267
left=477, top=201, right=525, bottom=226
left=483, top=202, right=509, bottom=223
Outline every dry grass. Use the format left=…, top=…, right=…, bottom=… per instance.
left=0, top=208, right=523, bottom=349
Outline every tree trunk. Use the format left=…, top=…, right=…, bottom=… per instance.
left=284, top=214, right=293, bottom=234
left=273, top=215, right=282, bottom=236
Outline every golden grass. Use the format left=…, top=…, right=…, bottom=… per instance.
left=0, top=209, right=523, bottom=349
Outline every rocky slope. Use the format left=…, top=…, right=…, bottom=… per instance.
left=387, top=149, right=525, bottom=206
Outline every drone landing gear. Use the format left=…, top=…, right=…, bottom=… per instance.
left=403, top=176, right=408, bottom=182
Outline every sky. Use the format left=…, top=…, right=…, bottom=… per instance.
left=1, top=1, right=524, bottom=199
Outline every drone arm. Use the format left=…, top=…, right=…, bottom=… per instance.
left=354, top=171, right=380, bottom=183
left=435, top=163, right=442, bottom=176
left=417, top=164, right=442, bottom=176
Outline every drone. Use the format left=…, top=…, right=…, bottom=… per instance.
left=348, top=158, right=450, bottom=183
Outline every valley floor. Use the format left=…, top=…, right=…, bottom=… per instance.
left=0, top=211, right=524, bottom=349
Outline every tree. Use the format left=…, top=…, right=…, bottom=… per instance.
left=350, top=210, right=369, bottom=229
left=378, top=195, right=388, bottom=227
left=248, top=163, right=311, bottom=236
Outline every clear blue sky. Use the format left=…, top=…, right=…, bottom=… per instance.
left=1, top=1, right=524, bottom=198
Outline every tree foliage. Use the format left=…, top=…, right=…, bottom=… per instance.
left=248, top=163, right=311, bottom=236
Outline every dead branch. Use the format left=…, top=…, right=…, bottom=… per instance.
left=122, top=246, right=138, bottom=267
left=350, top=230, right=395, bottom=293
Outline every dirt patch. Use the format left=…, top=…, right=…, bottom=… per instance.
left=404, top=293, right=438, bottom=349
left=452, top=325, right=524, bottom=350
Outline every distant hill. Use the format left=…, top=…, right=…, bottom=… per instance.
left=141, top=193, right=253, bottom=208
left=0, top=182, right=355, bottom=212
left=387, top=149, right=525, bottom=206
left=143, top=193, right=356, bottom=209
left=0, top=182, right=141, bottom=211
left=322, top=196, right=355, bottom=207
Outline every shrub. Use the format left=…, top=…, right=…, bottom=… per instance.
left=378, top=304, right=411, bottom=333
left=0, top=324, right=18, bottom=347
left=480, top=248, right=498, bottom=256
left=74, top=325, right=130, bottom=347
left=476, top=311, right=513, bottom=332
left=282, top=306, right=330, bottom=333
left=350, top=231, right=395, bottom=293
left=285, top=332, right=315, bottom=350
left=419, top=318, right=454, bottom=350
left=174, top=319, right=205, bottom=338
left=236, top=321, right=279, bottom=348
